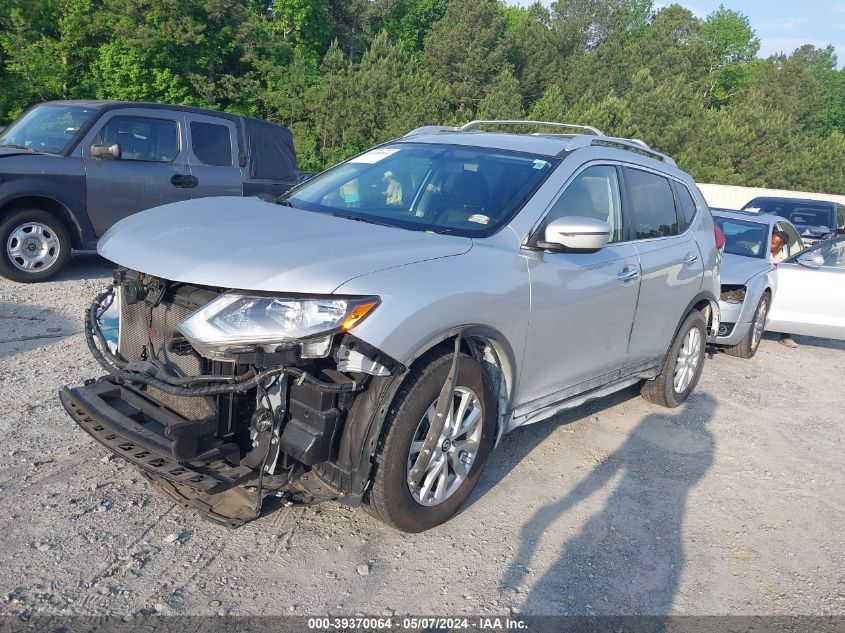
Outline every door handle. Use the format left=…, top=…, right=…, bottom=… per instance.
left=618, top=266, right=640, bottom=282
left=171, top=174, right=199, bottom=189
left=683, top=253, right=699, bottom=265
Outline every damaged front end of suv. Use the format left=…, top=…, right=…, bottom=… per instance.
left=61, top=268, right=403, bottom=528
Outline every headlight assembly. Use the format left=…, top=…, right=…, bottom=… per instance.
left=179, top=294, right=379, bottom=359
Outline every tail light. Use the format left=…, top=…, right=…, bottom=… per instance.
left=714, top=224, right=726, bottom=252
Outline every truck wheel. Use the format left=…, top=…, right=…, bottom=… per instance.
left=0, top=209, right=71, bottom=283
left=723, top=294, right=769, bottom=359
left=641, top=309, right=706, bottom=408
left=366, top=350, right=495, bottom=532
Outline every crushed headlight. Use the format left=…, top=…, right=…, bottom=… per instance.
left=179, top=294, right=379, bottom=358
left=720, top=285, right=747, bottom=304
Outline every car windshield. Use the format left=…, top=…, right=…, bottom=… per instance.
left=281, top=142, right=558, bottom=236
left=0, top=104, right=96, bottom=154
left=744, top=199, right=835, bottom=230
left=714, top=217, right=768, bottom=259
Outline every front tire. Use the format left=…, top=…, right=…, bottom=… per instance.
left=641, top=309, right=707, bottom=408
left=723, top=294, right=769, bottom=359
left=366, top=350, right=495, bottom=532
left=0, top=209, right=71, bottom=283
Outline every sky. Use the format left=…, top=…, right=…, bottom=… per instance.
left=511, top=1, right=845, bottom=68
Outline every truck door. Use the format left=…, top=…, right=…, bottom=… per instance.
left=183, top=113, right=243, bottom=200
left=81, top=109, right=193, bottom=236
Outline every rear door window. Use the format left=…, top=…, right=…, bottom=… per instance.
left=96, top=116, right=180, bottom=162
left=190, top=122, right=233, bottom=167
left=623, top=168, right=680, bottom=239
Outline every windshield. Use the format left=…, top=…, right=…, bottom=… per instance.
left=743, top=199, right=835, bottom=230
left=281, top=142, right=558, bottom=236
left=0, top=105, right=96, bottom=154
left=714, top=217, right=768, bottom=259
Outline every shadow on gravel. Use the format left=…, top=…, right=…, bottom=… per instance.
left=500, top=392, right=716, bottom=616
left=53, top=252, right=112, bottom=282
left=761, top=331, right=845, bottom=351
left=0, top=301, right=80, bottom=360
left=468, top=385, right=642, bottom=509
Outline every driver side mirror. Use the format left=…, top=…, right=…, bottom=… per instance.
left=537, top=216, right=612, bottom=253
left=90, top=143, right=121, bottom=160
left=797, top=252, right=824, bottom=269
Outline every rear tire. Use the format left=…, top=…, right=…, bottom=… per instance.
left=723, top=294, right=769, bottom=359
left=0, top=209, right=71, bottom=283
left=641, top=309, right=706, bottom=408
left=366, top=350, right=495, bottom=532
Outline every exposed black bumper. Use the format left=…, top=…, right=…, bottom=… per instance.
left=60, top=380, right=254, bottom=495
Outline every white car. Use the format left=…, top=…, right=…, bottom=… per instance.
left=712, top=209, right=804, bottom=358
left=767, top=236, right=845, bottom=340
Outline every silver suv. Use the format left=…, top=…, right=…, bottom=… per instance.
left=61, top=121, right=721, bottom=532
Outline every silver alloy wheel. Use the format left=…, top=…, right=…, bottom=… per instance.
left=407, top=386, right=483, bottom=507
left=6, top=222, right=61, bottom=272
left=673, top=326, right=702, bottom=394
left=751, top=298, right=768, bottom=351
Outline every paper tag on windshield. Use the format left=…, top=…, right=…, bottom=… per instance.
left=467, top=214, right=491, bottom=225
left=744, top=207, right=760, bottom=213
left=348, top=148, right=400, bottom=164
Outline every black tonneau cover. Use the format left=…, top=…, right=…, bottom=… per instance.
left=242, top=117, right=298, bottom=183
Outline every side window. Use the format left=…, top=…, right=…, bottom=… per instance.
left=190, top=122, right=232, bottom=167
left=545, top=165, right=623, bottom=243
left=96, top=116, right=179, bottom=162
left=624, top=168, right=680, bottom=239
left=675, top=183, right=697, bottom=226
left=837, top=205, right=845, bottom=230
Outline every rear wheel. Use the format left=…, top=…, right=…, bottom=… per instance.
left=366, top=351, right=495, bottom=532
left=641, top=310, right=707, bottom=408
left=723, top=294, right=769, bottom=359
left=0, top=209, right=71, bottom=282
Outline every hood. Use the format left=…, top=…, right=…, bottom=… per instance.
left=98, top=197, right=473, bottom=294
left=720, top=253, right=773, bottom=286
left=795, top=223, right=833, bottom=240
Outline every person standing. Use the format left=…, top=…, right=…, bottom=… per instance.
left=771, top=229, right=798, bottom=348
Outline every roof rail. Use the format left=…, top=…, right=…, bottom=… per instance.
left=403, top=125, right=459, bottom=137
left=459, top=120, right=605, bottom=135
left=565, top=135, right=677, bottom=167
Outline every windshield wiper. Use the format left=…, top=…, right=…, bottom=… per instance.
left=333, top=214, right=397, bottom=228
left=0, top=144, right=37, bottom=152
left=274, top=198, right=299, bottom=208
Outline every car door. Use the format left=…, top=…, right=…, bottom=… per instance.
left=81, top=109, right=192, bottom=236
left=517, top=164, right=641, bottom=410
left=624, top=166, right=704, bottom=365
left=184, top=113, right=243, bottom=199
left=767, top=237, right=845, bottom=340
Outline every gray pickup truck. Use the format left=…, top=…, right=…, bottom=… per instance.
left=0, top=100, right=300, bottom=282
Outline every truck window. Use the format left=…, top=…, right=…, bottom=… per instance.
left=190, top=122, right=232, bottom=167
left=97, top=116, right=179, bottom=162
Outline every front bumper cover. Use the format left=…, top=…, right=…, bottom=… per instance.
left=60, top=379, right=337, bottom=527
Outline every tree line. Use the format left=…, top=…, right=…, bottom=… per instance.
left=1, top=0, right=843, bottom=193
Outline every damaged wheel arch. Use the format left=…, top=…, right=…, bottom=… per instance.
left=318, top=324, right=517, bottom=501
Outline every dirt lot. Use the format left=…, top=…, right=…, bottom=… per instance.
left=0, top=254, right=843, bottom=617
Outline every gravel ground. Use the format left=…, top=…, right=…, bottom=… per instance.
left=0, top=253, right=843, bottom=617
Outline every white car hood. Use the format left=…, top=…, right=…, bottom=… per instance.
left=720, top=253, right=773, bottom=286
left=98, top=197, right=472, bottom=293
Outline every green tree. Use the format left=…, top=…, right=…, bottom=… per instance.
left=477, top=68, right=524, bottom=119
left=700, top=5, right=759, bottom=105
left=424, top=0, right=506, bottom=112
